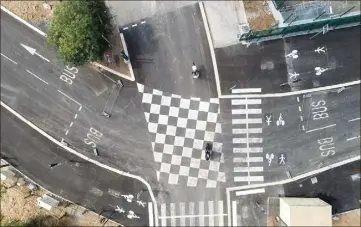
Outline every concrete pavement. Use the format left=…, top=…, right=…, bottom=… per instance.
left=1, top=106, right=150, bottom=226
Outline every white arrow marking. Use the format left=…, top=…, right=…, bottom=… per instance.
left=21, top=43, right=50, bottom=62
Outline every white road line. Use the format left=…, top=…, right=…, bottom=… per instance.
left=57, top=90, right=82, bottom=106
left=232, top=99, right=261, bottom=105
left=235, top=188, right=265, bottom=196
left=298, top=106, right=302, bottom=112
left=199, top=2, right=221, bottom=97
left=234, top=176, right=264, bottom=182
left=232, top=128, right=262, bottom=134
left=347, top=136, right=360, bottom=141
left=232, top=118, right=262, bottom=124
left=348, top=117, right=360, bottom=122
left=0, top=101, right=159, bottom=223
left=233, top=138, right=263, bottom=143
left=170, top=203, right=176, bottom=226
left=232, top=201, right=237, bottom=227
left=161, top=203, right=167, bottom=226
left=148, top=202, right=154, bottom=227
left=306, top=124, right=336, bottom=133
left=199, top=201, right=205, bottom=226
left=221, top=80, right=361, bottom=98
left=74, top=114, right=78, bottom=119
left=65, top=130, right=69, bottom=135
left=26, top=70, right=48, bottom=84
left=208, top=201, right=215, bottom=226
left=179, top=202, right=186, bottom=226
left=302, top=125, right=305, bottom=131
left=123, top=27, right=129, bottom=30
left=141, top=20, right=146, bottom=24
left=1, top=53, right=18, bottom=64
left=297, top=97, right=300, bottom=102
left=132, top=24, right=138, bottom=27
left=189, top=202, right=195, bottom=226
left=231, top=88, right=262, bottom=94
left=218, top=201, right=224, bottom=226
left=78, top=105, right=82, bottom=111
left=69, top=122, right=73, bottom=127
left=158, top=213, right=228, bottom=219
left=234, top=166, right=263, bottom=172
left=233, top=147, right=263, bottom=153
left=232, top=109, right=262, bottom=114
left=300, top=116, right=303, bottom=121
left=234, top=157, right=263, bottom=163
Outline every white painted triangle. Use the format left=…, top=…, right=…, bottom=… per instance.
left=20, top=43, right=36, bottom=55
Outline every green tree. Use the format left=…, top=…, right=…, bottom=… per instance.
left=47, top=0, right=113, bottom=66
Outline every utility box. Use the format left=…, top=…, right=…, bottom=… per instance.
left=37, top=195, right=60, bottom=211
left=1, top=169, right=15, bottom=181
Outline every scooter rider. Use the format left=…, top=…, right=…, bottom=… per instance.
left=205, top=143, right=212, bottom=161
left=192, top=62, right=199, bottom=78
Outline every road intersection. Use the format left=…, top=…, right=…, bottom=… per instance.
left=1, top=2, right=360, bottom=226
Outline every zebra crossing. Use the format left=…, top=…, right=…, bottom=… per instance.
left=230, top=90, right=264, bottom=185
left=148, top=200, right=228, bottom=226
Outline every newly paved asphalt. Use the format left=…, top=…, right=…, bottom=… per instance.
left=1, top=106, right=150, bottom=226
left=217, top=26, right=360, bottom=95
left=122, top=3, right=218, bottom=99
left=229, top=160, right=360, bottom=226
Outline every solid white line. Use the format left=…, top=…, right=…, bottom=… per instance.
left=161, top=203, right=166, bottom=226
left=227, top=155, right=360, bottom=191
left=1, top=53, right=18, bottom=64
left=232, top=109, right=262, bottom=114
left=235, top=188, right=265, bottom=196
left=1, top=6, right=47, bottom=37
left=208, top=201, right=215, bottom=226
left=233, top=147, right=263, bottom=153
left=26, top=70, right=48, bottom=84
left=232, top=88, right=262, bottom=94
left=220, top=80, right=361, bottom=98
left=57, top=90, right=82, bottom=106
left=199, top=201, right=205, bottom=226
left=232, top=201, right=237, bottom=227
left=306, top=124, right=336, bottom=133
left=0, top=101, right=159, bottom=222
left=232, top=128, right=262, bottom=134
left=234, top=166, right=264, bottom=172
left=232, top=99, right=261, bottom=105
left=199, top=2, right=221, bottom=97
left=347, top=136, right=360, bottom=141
left=234, top=176, right=264, bottom=182
left=298, top=106, right=302, bottom=112
left=179, top=202, right=186, bottom=226
left=218, top=201, right=224, bottom=226
left=234, top=157, right=263, bottom=162
left=148, top=202, right=154, bottom=227
left=232, top=118, right=262, bottom=124
left=233, top=138, right=263, bottom=143
left=348, top=117, right=360, bottom=122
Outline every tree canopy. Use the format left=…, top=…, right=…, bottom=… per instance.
left=47, top=0, right=113, bottom=66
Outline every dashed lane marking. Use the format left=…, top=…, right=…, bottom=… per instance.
left=1, top=53, right=18, bottom=64
left=26, top=70, right=48, bottom=84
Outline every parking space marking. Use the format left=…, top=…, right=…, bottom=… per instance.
left=347, top=136, right=360, bottom=141
left=1, top=53, right=18, bottom=64
left=348, top=117, right=360, bottom=122
left=306, top=124, right=336, bottom=133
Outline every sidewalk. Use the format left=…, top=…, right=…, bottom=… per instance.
left=203, top=1, right=248, bottom=48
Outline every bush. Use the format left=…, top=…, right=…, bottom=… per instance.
left=47, top=0, right=113, bottom=66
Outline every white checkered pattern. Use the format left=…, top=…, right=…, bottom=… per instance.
left=137, top=83, right=225, bottom=188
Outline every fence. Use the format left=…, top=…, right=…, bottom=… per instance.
left=240, top=14, right=360, bottom=41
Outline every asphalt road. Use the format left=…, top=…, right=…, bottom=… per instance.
left=217, top=26, right=360, bottom=95
left=122, top=3, right=218, bottom=99
left=1, top=106, right=150, bottom=226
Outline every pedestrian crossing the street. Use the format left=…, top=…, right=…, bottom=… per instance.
left=148, top=200, right=228, bottom=226
left=230, top=89, right=264, bottom=185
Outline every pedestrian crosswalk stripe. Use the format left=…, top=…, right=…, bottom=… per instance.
left=170, top=203, right=176, bottom=226
left=232, top=108, right=262, bottom=114
left=232, top=128, right=262, bottom=134
left=233, top=147, right=263, bottom=153
left=208, top=201, right=215, bottom=226
left=161, top=203, right=167, bottom=226
left=234, top=166, right=264, bottom=172
left=218, top=201, right=224, bottom=226
left=189, top=202, right=195, bottom=226
left=231, top=88, right=262, bottom=94
left=232, top=99, right=262, bottom=105
left=232, top=118, right=262, bottom=124
left=234, top=175, right=264, bottom=182
left=233, top=157, right=263, bottom=163
left=233, top=137, right=263, bottom=143
left=180, top=202, right=186, bottom=226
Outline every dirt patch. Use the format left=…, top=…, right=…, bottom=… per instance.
left=244, top=0, right=276, bottom=31
left=333, top=209, right=361, bottom=226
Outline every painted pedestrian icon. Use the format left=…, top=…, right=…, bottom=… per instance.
left=279, top=153, right=286, bottom=165
left=121, top=194, right=134, bottom=203
left=276, top=113, right=285, bottom=126
left=314, top=46, right=326, bottom=54
left=315, top=67, right=329, bottom=75
left=266, top=153, right=274, bottom=166
left=115, top=205, right=125, bottom=214
left=286, top=50, right=299, bottom=59
left=127, top=210, right=140, bottom=219
left=289, top=72, right=300, bottom=80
